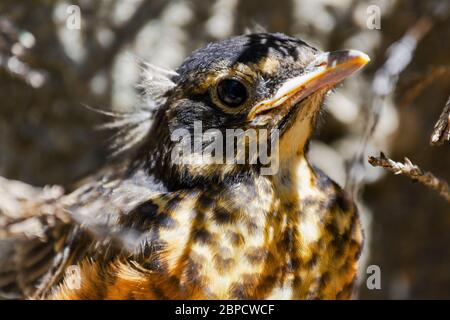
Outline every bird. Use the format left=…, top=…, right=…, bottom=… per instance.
left=0, top=32, right=369, bottom=300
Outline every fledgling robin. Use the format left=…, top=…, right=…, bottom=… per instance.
left=0, top=33, right=368, bottom=300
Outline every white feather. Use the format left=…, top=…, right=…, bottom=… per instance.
left=87, top=59, right=179, bottom=156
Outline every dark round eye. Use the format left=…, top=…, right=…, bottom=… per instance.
left=216, top=78, right=249, bottom=108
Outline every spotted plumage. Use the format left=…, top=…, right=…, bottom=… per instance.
left=0, top=33, right=368, bottom=300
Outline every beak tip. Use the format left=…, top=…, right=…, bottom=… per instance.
left=347, top=49, right=371, bottom=66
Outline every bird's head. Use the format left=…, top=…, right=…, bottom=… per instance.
left=137, top=33, right=369, bottom=188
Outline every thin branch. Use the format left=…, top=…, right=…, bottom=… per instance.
left=430, top=96, right=450, bottom=146
left=368, top=152, right=450, bottom=203
left=345, top=16, right=434, bottom=196
left=400, top=66, right=450, bottom=107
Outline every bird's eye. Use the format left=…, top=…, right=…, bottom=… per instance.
left=216, top=78, right=249, bottom=108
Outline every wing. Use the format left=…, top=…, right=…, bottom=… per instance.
left=0, top=163, right=168, bottom=299
left=0, top=176, right=76, bottom=299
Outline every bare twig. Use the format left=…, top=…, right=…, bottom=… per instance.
left=368, top=152, right=450, bottom=203
left=400, top=66, right=450, bottom=107
left=430, top=96, right=450, bottom=146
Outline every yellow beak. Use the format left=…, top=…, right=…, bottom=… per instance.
left=248, top=49, right=370, bottom=119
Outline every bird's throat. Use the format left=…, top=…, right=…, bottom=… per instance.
left=277, top=89, right=326, bottom=163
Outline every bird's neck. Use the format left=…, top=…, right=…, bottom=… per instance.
left=267, top=153, right=316, bottom=221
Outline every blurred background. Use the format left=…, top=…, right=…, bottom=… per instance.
left=0, top=0, right=449, bottom=299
